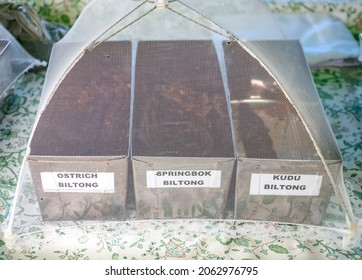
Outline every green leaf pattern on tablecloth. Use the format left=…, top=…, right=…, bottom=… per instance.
left=0, top=73, right=43, bottom=228
left=266, top=1, right=362, bottom=39
left=13, top=0, right=89, bottom=27
left=2, top=220, right=362, bottom=260
left=269, top=244, right=289, bottom=254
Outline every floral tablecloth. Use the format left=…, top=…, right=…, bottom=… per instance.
left=1, top=0, right=362, bottom=260
left=0, top=65, right=361, bottom=260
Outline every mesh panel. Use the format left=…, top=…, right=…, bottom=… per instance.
left=30, top=41, right=132, bottom=157
left=240, top=40, right=342, bottom=161
left=132, top=40, right=234, bottom=158
left=223, top=41, right=319, bottom=160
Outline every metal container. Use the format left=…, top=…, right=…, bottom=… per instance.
left=234, top=159, right=340, bottom=225
left=28, top=41, right=132, bottom=221
left=223, top=41, right=340, bottom=225
left=131, top=41, right=235, bottom=219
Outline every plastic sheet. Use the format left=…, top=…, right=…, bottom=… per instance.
left=0, top=25, right=42, bottom=120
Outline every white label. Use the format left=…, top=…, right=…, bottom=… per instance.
left=147, top=170, right=221, bottom=188
left=250, top=173, right=323, bottom=196
left=40, top=172, right=115, bottom=193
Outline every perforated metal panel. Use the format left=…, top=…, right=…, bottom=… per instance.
left=132, top=40, right=234, bottom=158
left=30, top=41, right=132, bottom=157
left=223, top=41, right=318, bottom=160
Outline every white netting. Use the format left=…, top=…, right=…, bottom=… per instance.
left=4, top=0, right=357, bottom=241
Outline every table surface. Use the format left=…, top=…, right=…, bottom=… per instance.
left=0, top=65, right=361, bottom=260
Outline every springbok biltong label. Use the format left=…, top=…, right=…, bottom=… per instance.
left=146, top=170, right=221, bottom=189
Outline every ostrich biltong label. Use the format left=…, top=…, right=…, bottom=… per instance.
left=40, top=172, right=115, bottom=193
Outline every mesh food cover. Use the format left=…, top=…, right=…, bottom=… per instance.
left=4, top=0, right=357, bottom=239
left=0, top=25, right=42, bottom=120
